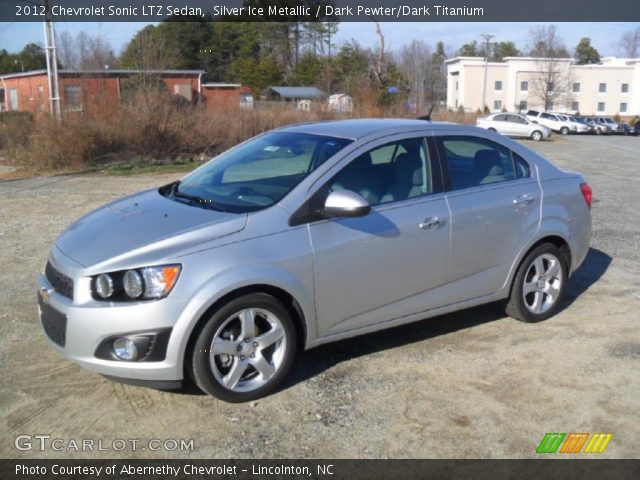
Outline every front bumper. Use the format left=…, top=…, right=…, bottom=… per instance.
left=37, top=255, right=189, bottom=383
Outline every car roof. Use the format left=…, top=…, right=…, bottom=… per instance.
left=276, top=118, right=461, bottom=140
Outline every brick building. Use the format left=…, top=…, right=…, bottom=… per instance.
left=201, top=83, right=254, bottom=110
left=0, top=69, right=253, bottom=118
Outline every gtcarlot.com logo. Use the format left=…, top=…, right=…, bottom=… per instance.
left=14, top=434, right=194, bottom=452
left=536, top=433, right=612, bottom=454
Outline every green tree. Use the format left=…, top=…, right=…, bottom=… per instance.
left=492, top=41, right=520, bottom=61
left=574, top=37, right=600, bottom=65
left=458, top=41, right=478, bottom=57
left=292, top=53, right=323, bottom=86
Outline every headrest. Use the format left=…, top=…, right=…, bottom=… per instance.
left=474, top=149, right=503, bottom=177
left=394, top=153, right=422, bottom=186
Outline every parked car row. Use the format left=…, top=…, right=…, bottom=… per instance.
left=477, top=111, right=639, bottom=140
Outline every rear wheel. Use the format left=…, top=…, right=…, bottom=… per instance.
left=191, top=293, right=297, bottom=402
left=506, top=243, right=567, bottom=323
left=488, top=127, right=497, bottom=132
left=531, top=130, right=543, bottom=141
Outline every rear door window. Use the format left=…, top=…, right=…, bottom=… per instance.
left=437, top=136, right=529, bottom=190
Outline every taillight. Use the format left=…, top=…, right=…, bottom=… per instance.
left=580, top=182, right=592, bottom=209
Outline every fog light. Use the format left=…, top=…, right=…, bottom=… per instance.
left=113, top=337, right=138, bottom=360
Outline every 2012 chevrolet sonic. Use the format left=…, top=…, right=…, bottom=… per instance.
left=38, top=119, right=592, bottom=402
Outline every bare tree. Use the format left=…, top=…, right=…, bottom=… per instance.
left=55, top=30, right=117, bottom=70
left=528, top=25, right=570, bottom=58
left=397, top=40, right=432, bottom=111
left=529, top=57, right=573, bottom=110
left=615, top=27, right=640, bottom=58
left=56, top=31, right=77, bottom=69
left=369, top=21, right=386, bottom=86
left=527, top=26, right=572, bottom=110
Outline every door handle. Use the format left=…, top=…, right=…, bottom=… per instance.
left=513, top=194, right=534, bottom=206
left=419, top=216, right=447, bottom=230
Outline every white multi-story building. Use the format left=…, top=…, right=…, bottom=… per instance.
left=446, top=56, right=640, bottom=116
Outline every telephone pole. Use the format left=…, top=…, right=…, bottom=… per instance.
left=480, top=34, right=494, bottom=113
left=43, top=0, right=61, bottom=120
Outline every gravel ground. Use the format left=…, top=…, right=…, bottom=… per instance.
left=0, top=135, right=639, bottom=459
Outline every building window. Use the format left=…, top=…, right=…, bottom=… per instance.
left=520, top=81, right=528, bottom=91
left=63, top=85, right=82, bottom=111
left=620, top=103, right=627, bottom=113
left=571, top=101, right=579, bottom=112
left=621, top=83, right=629, bottom=93
left=572, top=82, right=580, bottom=93
left=597, top=102, right=605, bottom=112
left=598, top=83, right=606, bottom=93
left=494, top=81, right=502, bottom=91
left=493, top=100, right=502, bottom=111
left=519, top=100, right=527, bottom=111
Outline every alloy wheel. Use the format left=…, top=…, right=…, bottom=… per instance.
left=522, top=253, right=563, bottom=315
left=209, top=308, right=287, bottom=392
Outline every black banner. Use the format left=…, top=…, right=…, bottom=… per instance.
left=2, top=0, right=640, bottom=22
left=2, top=459, right=640, bottom=480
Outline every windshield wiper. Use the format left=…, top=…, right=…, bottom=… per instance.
left=171, top=182, right=226, bottom=211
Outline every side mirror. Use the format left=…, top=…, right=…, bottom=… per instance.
left=323, top=190, right=371, bottom=218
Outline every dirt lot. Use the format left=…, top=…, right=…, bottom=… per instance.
left=1, top=135, right=639, bottom=459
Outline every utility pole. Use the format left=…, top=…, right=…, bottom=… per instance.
left=43, top=0, right=61, bottom=120
left=480, top=34, right=494, bottom=114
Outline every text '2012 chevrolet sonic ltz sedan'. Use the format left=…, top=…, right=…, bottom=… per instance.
left=38, top=119, right=592, bottom=402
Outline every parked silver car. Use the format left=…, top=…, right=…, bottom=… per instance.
left=38, top=119, right=592, bottom=402
left=476, top=113, right=551, bottom=141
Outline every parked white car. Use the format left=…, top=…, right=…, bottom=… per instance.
left=552, top=113, right=591, bottom=134
left=477, top=113, right=551, bottom=141
left=525, top=110, right=574, bottom=135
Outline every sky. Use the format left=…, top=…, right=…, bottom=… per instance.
left=1, top=21, right=638, bottom=58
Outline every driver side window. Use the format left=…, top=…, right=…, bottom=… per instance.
left=327, top=138, right=432, bottom=206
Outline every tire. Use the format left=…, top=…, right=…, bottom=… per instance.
left=595, top=128, right=601, bottom=135
left=191, top=293, right=297, bottom=402
left=530, top=130, right=543, bottom=141
left=488, top=127, right=497, bottom=132
left=505, top=243, right=568, bottom=323
left=560, top=126, right=569, bottom=135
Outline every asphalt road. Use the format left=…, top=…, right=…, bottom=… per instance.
left=0, top=134, right=638, bottom=459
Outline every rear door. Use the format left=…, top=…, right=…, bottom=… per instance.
left=434, top=134, right=541, bottom=303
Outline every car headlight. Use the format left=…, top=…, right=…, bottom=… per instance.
left=91, top=265, right=181, bottom=301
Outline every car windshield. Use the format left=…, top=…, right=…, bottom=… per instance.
left=162, top=132, right=352, bottom=213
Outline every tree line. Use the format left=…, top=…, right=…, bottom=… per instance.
left=1, top=21, right=639, bottom=111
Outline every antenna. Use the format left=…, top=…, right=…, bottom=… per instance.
left=417, top=104, right=435, bottom=121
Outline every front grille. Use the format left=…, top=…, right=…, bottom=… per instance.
left=45, top=262, right=74, bottom=300
left=39, top=294, right=67, bottom=347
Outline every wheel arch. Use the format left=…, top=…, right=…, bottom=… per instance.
left=181, top=282, right=309, bottom=382
left=504, top=234, right=572, bottom=298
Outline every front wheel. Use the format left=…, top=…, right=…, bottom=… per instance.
left=506, top=244, right=567, bottom=323
left=560, top=126, right=569, bottom=135
left=191, top=293, right=297, bottom=402
left=488, top=127, right=497, bottom=132
left=531, top=130, right=543, bottom=141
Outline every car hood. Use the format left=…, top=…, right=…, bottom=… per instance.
left=55, top=189, right=247, bottom=269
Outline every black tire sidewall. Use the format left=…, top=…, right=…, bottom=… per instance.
left=509, top=244, right=568, bottom=323
left=191, top=293, right=297, bottom=402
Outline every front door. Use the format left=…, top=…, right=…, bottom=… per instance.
left=308, top=136, right=451, bottom=338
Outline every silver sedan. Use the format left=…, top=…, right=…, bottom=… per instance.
left=477, top=113, right=552, bottom=141
left=38, top=119, right=591, bottom=402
